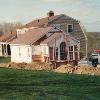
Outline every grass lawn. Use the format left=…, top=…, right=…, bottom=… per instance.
left=0, top=57, right=11, bottom=63
left=0, top=68, right=100, bottom=100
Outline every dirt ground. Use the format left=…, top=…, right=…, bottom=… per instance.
left=0, top=62, right=100, bottom=75
left=6, top=62, right=53, bottom=71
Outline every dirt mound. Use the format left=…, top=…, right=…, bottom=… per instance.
left=0, top=62, right=100, bottom=75
left=55, top=64, right=75, bottom=73
left=55, top=64, right=100, bottom=75
left=0, top=63, right=8, bottom=68
left=0, top=62, right=52, bottom=71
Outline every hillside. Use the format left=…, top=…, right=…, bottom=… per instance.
left=0, top=68, right=100, bottom=100
left=86, top=32, right=100, bottom=56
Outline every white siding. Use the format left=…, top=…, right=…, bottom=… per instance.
left=41, top=45, right=49, bottom=57
left=11, top=45, right=32, bottom=63
left=32, top=45, right=49, bottom=56
left=32, top=45, right=42, bottom=55
left=0, top=44, right=3, bottom=56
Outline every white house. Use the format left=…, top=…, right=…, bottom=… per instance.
left=10, top=27, right=80, bottom=65
left=0, top=31, right=17, bottom=57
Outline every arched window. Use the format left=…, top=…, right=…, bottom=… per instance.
left=60, top=42, right=67, bottom=60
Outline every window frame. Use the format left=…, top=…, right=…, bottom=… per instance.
left=67, top=24, right=73, bottom=33
left=69, top=46, right=74, bottom=61
left=60, top=42, right=67, bottom=60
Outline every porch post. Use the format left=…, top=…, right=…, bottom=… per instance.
left=67, top=41, right=70, bottom=64
left=53, top=47, right=56, bottom=61
left=3, top=44, right=5, bottom=56
left=6, top=44, right=8, bottom=56
left=58, top=45, right=60, bottom=61
left=1, top=44, right=4, bottom=56
left=73, top=46, right=75, bottom=60
left=67, top=46, right=70, bottom=64
left=77, top=44, right=80, bottom=60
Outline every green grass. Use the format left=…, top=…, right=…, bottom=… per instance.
left=0, top=57, right=11, bottom=63
left=0, top=68, right=100, bottom=100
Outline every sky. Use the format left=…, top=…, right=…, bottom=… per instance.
left=0, top=0, right=100, bottom=32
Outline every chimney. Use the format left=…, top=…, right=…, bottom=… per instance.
left=47, top=11, right=54, bottom=17
left=10, top=30, right=12, bottom=34
left=38, top=19, right=39, bottom=22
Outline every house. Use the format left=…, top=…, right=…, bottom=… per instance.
left=0, top=31, right=17, bottom=56
left=22, top=11, right=87, bottom=58
left=0, top=26, right=39, bottom=57
left=10, top=27, right=80, bottom=65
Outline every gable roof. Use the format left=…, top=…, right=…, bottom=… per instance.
left=41, top=32, right=63, bottom=45
left=22, top=14, right=78, bottom=28
left=22, top=15, right=61, bottom=28
left=41, top=32, right=79, bottom=46
left=0, top=31, right=17, bottom=42
left=10, top=27, right=53, bottom=45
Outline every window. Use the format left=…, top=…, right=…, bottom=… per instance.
left=60, top=42, right=67, bottom=60
left=69, top=46, right=73, bottom=61
left=19, top=48, right=21, bottom=56
left=67, top=24, right=73, bottom=33
left=69, top=52, right=73, bottom=61
left=69, top=46, right=73, bottom=51
left=28, top=48, right=30, bottom=57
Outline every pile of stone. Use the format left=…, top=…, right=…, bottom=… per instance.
left=55, top=64, right=100, bottom=75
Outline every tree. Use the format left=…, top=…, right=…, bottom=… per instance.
left=0, top=22, right=22, bottom=34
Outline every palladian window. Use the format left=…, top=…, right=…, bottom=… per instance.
left=60, top=42, right=67, bottom=60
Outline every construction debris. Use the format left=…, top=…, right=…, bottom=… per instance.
left=0, top=62, right=100, bottom=75
left=55, top=64, right=100, bottom=75
left=0, top=62, right=53, bottom=71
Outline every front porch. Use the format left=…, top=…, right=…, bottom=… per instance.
left=0, top=43, right=11, bottom=57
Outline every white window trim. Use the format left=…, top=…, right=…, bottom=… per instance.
left=67, top=24, right=73, bottom=33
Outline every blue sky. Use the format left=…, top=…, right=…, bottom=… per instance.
left=0, top=0, right=100, bottom=32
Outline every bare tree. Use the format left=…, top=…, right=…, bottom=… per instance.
left=0, top=22, right=22, bottom=35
